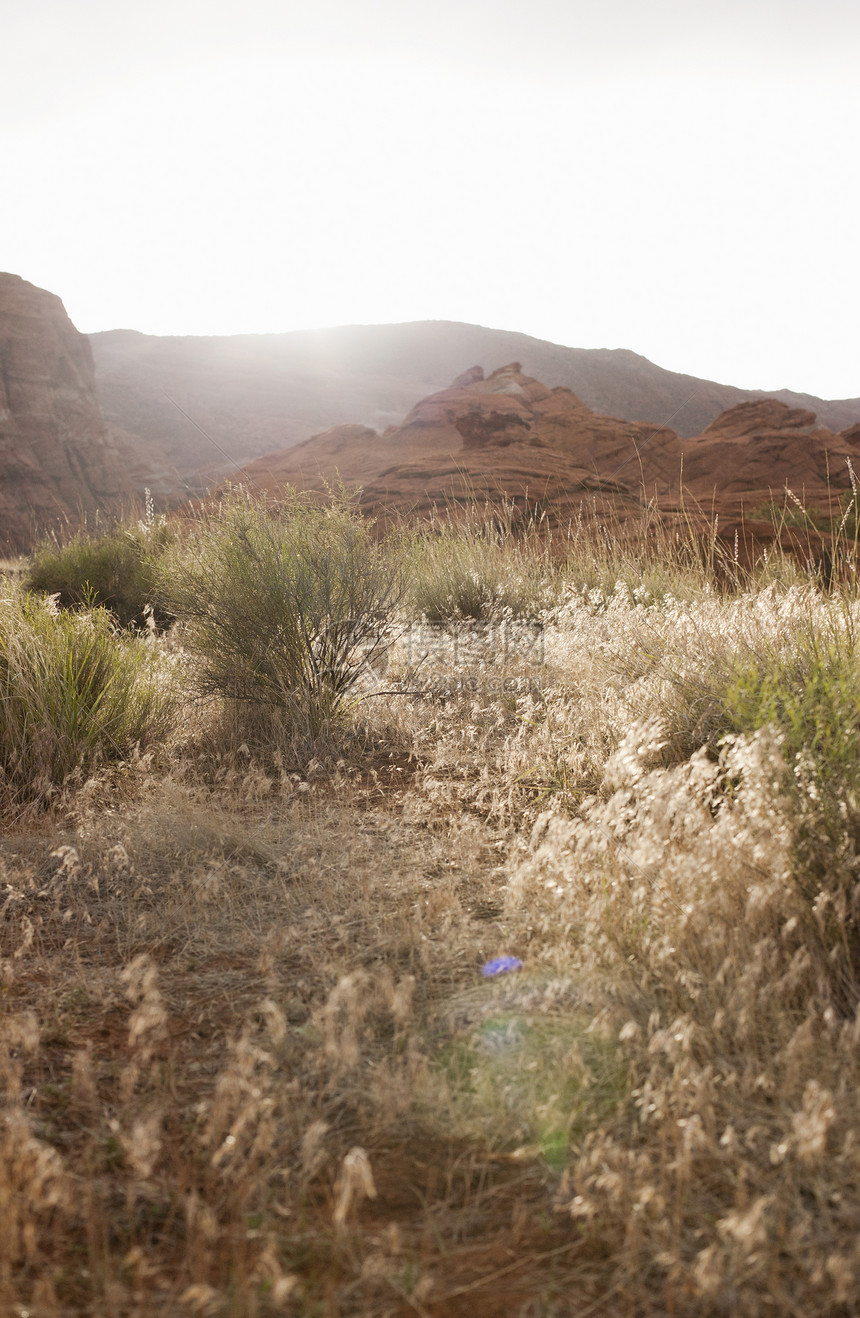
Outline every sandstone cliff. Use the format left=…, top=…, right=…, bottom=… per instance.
left=0, top=274, right=133, bottom=554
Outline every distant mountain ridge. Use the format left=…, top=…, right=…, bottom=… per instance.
left=4, top=269, right=860, bottom=554
left=89, top=321, right=860, bottom=499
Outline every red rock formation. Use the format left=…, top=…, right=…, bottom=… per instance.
left=681, top=398, right=854, bottom=509
left=228, top=363, right=687, bottom=521
left=0, top=274, right=133, bottom=553
left=225, top=368, right=860, bottom=541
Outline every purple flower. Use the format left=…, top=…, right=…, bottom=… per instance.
left=481, top=955, right=523, bottom=977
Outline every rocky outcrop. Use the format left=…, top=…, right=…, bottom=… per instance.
left=0, top=274, right=133, bottom=553
left=227, top=363, right=687, bottom=521
left=681, top=398, right=855, bottom=507
left=701, top=399, right=819, bottom=438
left=456, top=411, right=533, bottom=449
left=225, top=365, right=860, bottom=534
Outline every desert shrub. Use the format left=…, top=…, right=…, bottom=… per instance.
left=720, top=613, right=860, bottom=996
left=402, top=515, right=561, bottom=621
left=24, top=509, right=177, bottom=629
left=600, top=586, right=816, bottom=758
left=620, top=585, right=860, bottom=786
left=0, top=585, right=175, bottom=807
left=722, top=611, right=860, bottom=772
left=157, top=491, right=403, bottom=735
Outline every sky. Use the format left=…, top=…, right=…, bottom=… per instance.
left=3, top=0, right=859, bottom=399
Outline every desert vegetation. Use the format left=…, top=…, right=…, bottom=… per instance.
left=3, top=489, right=860, bottom=1316
left=24, top=496, right=180, bottom=631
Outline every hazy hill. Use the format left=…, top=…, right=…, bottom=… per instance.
left=89, top=321, right=860, bottom=498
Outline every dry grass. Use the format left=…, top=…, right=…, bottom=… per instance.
left=4, top=513, right=860, bottom=1315
left=1, top=774, right=585, bottom=1316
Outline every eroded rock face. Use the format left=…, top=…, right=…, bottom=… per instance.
left=456, top=410, right=533, bottom=449
left=0, top=274, right=132, bottom=553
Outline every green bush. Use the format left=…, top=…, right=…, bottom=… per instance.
left=157, top=491, right=403, bottom=734
left=25, top=517, right=176, bottom=629
left=0, top=585, right=175, bottom=807
left=722, top=617, right=860, bottom=834
left=723, top=626, right=860, bottom=770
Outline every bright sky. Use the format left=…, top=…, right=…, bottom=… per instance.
left=3, top=0, right=859, bottom=398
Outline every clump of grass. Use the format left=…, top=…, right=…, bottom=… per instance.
left=158, top=489, right=403, bottom=738
left=516, top=576, right=860, bottom=1011
left=0, top=583, right=175, bottom=808
left=399, top=491, right=814, bottom=628
left=559, top=512, right=708, bottom=604
left=25, top=497, right=178, bottom=629
left=585, top=585, right=860, bottom=993
left=719, top=608, right=860, bottom=999
left=721, top=600, right=860, bottom=769
left=400, top=505, right=563, bottom=621
left=509, top=712, right=860, bottom=1312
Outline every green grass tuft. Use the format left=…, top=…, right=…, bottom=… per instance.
left=24, top=513, right=178, bottom=629
left=0, top=583, right=175, bottom=808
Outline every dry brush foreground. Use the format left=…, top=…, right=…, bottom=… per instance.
left=3, top=541, right=860, bottom=1315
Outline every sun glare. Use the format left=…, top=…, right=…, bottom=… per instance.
left=2, top=2, right=859, bottom=396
